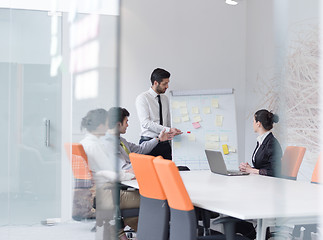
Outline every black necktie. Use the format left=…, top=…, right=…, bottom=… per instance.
left=157, top=95, right=163, bottom=125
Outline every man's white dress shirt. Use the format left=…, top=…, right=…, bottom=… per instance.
left=136, top=87, right=171, bottom=138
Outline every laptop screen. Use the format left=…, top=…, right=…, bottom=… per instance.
left=205, top=150, right=228, bottom=174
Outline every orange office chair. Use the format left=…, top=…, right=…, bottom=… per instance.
left=64, top=143, right=93, bottom=185
left=64, top=143, right=95, bottom=221
left=291, top=154, right=321, bottom=239
left=281, top=146, right=306, bottom=180
left=153, top=156, right=249, bottom=240
left=311, top=154, right=321, bottom=184
left=129, top=153, right=170, bottom=240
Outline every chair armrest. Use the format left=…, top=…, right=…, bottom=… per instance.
left=121, top=208, right=139, bottom=218
left=212, top=216, right=241, bottom=225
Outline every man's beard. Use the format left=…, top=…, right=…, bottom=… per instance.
left=156, top=85, right=166, bottom=94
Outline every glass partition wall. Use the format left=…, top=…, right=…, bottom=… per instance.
left=1, top=2, right=120, bottom=240
left=1, top=1, right=322, bottom=240
left=0, top=9, right=63, bottom=225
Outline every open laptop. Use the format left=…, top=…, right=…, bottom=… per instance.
left=205, top=150, right=249, bottom=176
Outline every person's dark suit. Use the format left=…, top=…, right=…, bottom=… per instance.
left=252, top=132, right=282, bottom=177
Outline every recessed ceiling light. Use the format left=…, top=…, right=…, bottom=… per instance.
left=226, top=0, right=239, bottom=5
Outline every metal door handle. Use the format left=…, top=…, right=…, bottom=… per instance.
left=45, top=119, right=50, bottom=147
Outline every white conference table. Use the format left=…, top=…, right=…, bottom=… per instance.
left=123, top=170, right=322, bottom=240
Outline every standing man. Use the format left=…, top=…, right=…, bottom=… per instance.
left=136, top=68, right=182, bottom=160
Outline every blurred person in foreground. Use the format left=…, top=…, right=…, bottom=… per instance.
left=81, top=108, right=135, bottom=240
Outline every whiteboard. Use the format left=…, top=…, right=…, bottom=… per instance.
left=170, top=89, right=239, bottom=170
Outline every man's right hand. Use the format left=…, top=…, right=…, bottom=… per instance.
left=169, top=128, right=183, bottom=137
left=159, top=129, right=173, bottom=141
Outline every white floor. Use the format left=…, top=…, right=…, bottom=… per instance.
left=0, top=220, right=96, bottom=240
left=1, top=219, right=319, bottom=240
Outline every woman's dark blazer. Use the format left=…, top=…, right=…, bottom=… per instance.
left=252, top=132, right=282, bottom=177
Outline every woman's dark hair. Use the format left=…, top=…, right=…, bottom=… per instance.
left=254, top=109, right=279, bottom=131
left=107, top=107, right=130, bottom=129
left=150, top=68, right=171, bottom=85
left=81, top=108, right=108, bottom=132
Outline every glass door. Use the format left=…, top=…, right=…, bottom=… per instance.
left=0, top=8, right=62, bottom=225
left=1, top=1, right=121, bottom=239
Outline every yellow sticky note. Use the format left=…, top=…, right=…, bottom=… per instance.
left=179, top=101, right=187, bottom=108
left=209, top=135, right=219, bottom=142
left=192, top=107, right=199, bottom=114
left=188, top=134, right=196, bottom=141
left=229, top=146, right=236, bottom=153
left=222, top=144, right=229, bottom=155
left=203, top=107, right=211, bottom=114
left=173, top=117, right=181, bottom=123
left=172, top=101, right=180, bottom=109
left=193, top=115, right=202, bottom=122
left=215, top=115, right=223, bottom=127
left=174, top=142, right=181, bottom=149
left=220, top=135, right=229, bottom=142
left=212, top=99, right=219, bottom=108
left=205, top=135, right=211, bottom=141
left=180, top=108, right=188, bottom=115
left=214, top=143, right=220, bottom=150
left=182, top=115, right=190, bottom=122
left=205, top=142, right=217, bottom=150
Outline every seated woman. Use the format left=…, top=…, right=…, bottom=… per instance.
left=81, top=108, right=171, bottom=240
left=236, top=109, right=283, bottom=240
left=239, top=109, right=283, bottom=177
left=80, top=108, right=136, bottom=240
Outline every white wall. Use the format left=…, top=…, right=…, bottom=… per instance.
left=121, top=0, right=320, bottom=181
left=1, top=0, right=119, bottom=15
left=245, top=0, right=320, bottom=181
left=120, top=0, right=247, bottom=160
left=245, top=0, right=276, bottom=164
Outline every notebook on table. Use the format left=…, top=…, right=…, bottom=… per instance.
left=205, top=150, right=249, bottom=176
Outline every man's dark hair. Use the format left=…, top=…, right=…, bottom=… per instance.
left=107, top=107, right=130, bottom=129
left=150, top=68, right=171, bottom=85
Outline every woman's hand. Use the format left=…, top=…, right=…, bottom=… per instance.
left=239, top=162, right=259, bottom=174
left=239, top=162, right=249, bottom=172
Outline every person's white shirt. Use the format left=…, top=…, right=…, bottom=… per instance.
left=136, top=87, right=171, bottom=138
left=80, top=133, right=134, bottom=185
left=80, top=133, right=114, bottom=173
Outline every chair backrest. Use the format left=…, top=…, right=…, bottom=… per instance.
left=64, top=143, right=92, bottom=180
left=281, top=146, right=306, bottom=180
left=129, top=153, right=169, bottom=240
left=311, top=154, right=321, bottom=184
left=153, top=156, right=194, bottom=211
left=153, top=156, right=196, bottom=240
left=129, top=153, right=166, bottom=200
